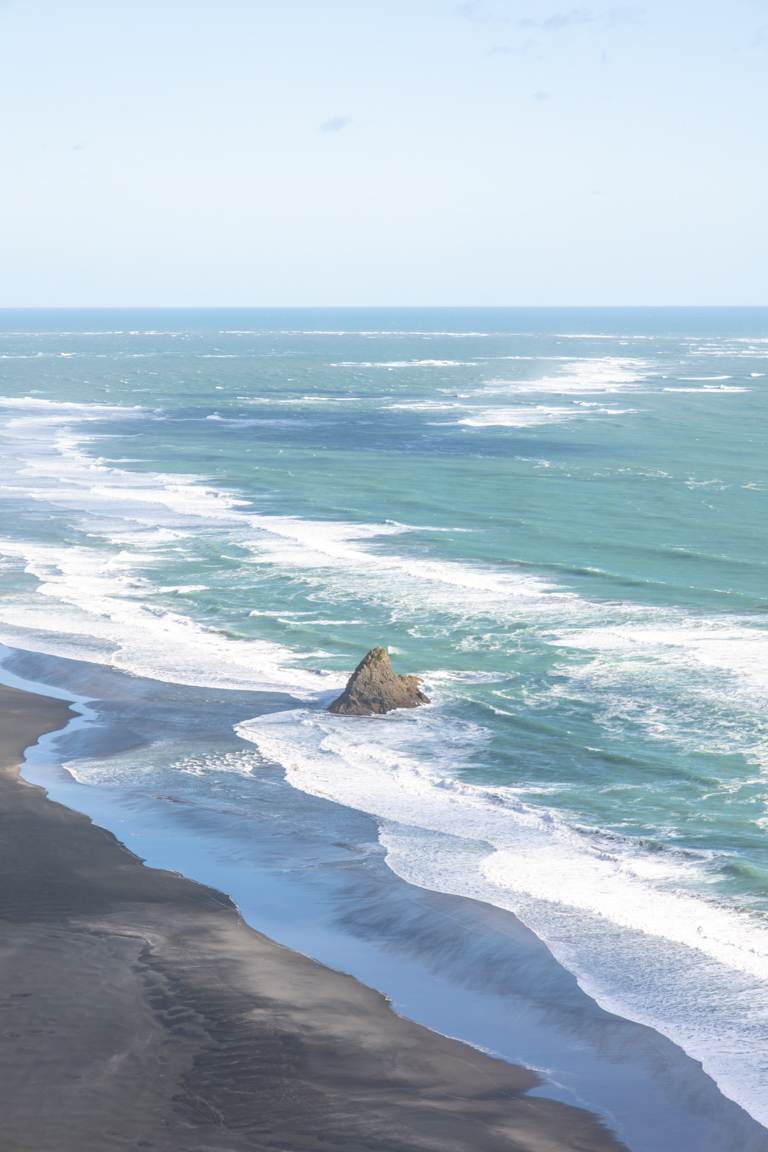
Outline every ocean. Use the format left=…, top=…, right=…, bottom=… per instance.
left=0, top=307, right=766, bottom=1150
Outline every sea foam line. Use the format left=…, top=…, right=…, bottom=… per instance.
left=236, top=705, right=768, bottom=1127
left=3, top=391, right=768, bottom=1123
left=1, top=393, right=766, bottom=746
left=475, top=357, right=651, bottom=396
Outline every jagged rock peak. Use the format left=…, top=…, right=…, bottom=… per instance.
left=328, top=646, right=430, bottom=716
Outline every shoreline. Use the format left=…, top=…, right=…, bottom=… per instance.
left=0, top=680, right=625, bottom=1151
left=4, top=643, right=768, bottom=1152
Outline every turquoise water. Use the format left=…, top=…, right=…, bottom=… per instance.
left=0, top=308, right=767, bottom=1130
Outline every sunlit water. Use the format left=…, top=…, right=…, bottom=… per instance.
left=1, top=307, right=766, bottom=1142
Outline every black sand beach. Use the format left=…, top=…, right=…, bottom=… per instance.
left=0, top=682, right=625, bottom=1152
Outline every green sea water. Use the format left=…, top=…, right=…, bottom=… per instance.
left=0, top=307, right=766, bottom=1125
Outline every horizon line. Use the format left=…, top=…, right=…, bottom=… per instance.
left=0, top=303, right=767, bottom=311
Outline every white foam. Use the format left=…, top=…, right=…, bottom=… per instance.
left=385, top=401, right=468, bottom=413
left=5, top=412, right=251, bottom=525
left=0, top=397, right=564, bottom=687
left=490, top=355, right=584, bottom=361
left=456, top=406, right=583, bottom=428
left=156, top=584, right=210, bottom=594
left=237, top=707, right=768, bottom=978
left=454, top=405, right=632, bottom=428
left=241, top=520, right=562, bottom=612
left=556, top=621, right=768, bottom=687
left=0, top=395, right=140, bottom=415
left=329, top=359, right=478, bottom=368
left=0, top=538, right=337, bottom=696
left=550, top=620, right=768, bottom=765
left=236, top=705, right=768, bottom=1125
left=238, top=395, right=362, bottom=406
left=64, top=744, right=278, bottom=788
left=0, top=402, right=353, bottom=694
left=5, top=394, right=763, bottom=752
left=2, top=398, right=766, bottom=746
left=272, top=330, right=494, bottom=338
left=663, top=386, right=751, bottom=393
left=4, top=380, right=768, bottom=1122
left=478, top=357, right=650, bottom=396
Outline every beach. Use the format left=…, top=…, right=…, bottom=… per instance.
left=0, top=308, right=767, bottom=1150
left=0, top=681, right=627, bottom=1151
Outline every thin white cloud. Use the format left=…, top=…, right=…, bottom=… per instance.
left=459, top=3, right=643, bottom=30
left=518, top=6, right=643, bottom=31
left=319, top=117, right=351, bottom=133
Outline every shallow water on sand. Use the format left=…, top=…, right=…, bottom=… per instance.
left=0, top=308, right=767, bottom=1139
left=3, top=646, right=767, bottom=1152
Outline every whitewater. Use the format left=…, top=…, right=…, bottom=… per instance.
left=0, top=307, right=766, bottom=1143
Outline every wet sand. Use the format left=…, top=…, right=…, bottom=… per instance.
left=0, top=683, right=625, bottom=1152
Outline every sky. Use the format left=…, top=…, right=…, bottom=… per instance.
left=0, top=0, right=766, bottom=306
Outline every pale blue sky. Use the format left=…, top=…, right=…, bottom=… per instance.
left=1, top=0, right=766, bottom=305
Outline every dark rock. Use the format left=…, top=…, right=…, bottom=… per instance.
left=328, top=647, right=429, bottom=716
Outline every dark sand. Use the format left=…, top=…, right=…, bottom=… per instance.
left=0, top=684, right=625, bottom=1152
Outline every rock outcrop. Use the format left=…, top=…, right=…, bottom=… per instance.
left=328, top=647, right=429, bottom=716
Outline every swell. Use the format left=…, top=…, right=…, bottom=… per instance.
left=1, top=390, right=768, bottom=1126
left=236, top=705, right=768, bottom=1128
